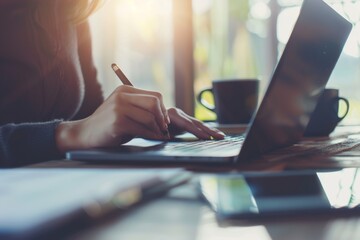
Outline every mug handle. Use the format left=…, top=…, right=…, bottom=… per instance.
left=335, top=97, right=350, bottom=122
left=197, top=88, right=215, bottom=112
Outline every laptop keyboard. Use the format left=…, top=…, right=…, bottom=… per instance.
left=165, top=135, right=245, bottom=153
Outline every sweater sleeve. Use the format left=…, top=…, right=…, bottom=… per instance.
left=0, top=120, right=63, bottom=166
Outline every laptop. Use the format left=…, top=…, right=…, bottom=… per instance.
left=67, top=0, right=352, bottom=165
left=0, top=168, right=190, bottom=240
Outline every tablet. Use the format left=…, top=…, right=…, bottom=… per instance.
left=199, top=168, right=360, bottom=224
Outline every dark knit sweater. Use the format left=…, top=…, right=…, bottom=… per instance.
left=0, top=121, right=62, bottom=166
left=0, top=2, right=103, bottom=166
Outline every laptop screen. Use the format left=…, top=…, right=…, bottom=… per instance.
left=238, top=0, right=352, bottom=161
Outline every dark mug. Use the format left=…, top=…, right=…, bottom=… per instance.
left=197, top=79, right=259, bottom=124
left=304, top=88, right=349, bottom=137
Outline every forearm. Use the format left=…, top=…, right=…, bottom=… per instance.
left=0, top=121, right=63, bottom=166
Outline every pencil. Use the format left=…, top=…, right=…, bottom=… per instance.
left=111, top=63, right=133, bottom=86
left=111, top=63, right=170, bottom=138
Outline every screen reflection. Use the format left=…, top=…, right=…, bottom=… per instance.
left=200, top=168, right=360, bottom=222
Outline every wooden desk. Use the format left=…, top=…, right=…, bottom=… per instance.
left=25, top=125, right=360, bottom=240
left=68, top=184, right=360, bottom=240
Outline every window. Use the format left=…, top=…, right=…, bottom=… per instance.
left=89, top=0, right=175, bottom=106
left=193, top=0, right=360, bottom=123
left=193, top=0, right=274, bottom=121
left=276, top=0, right=360, bottom=124
left=89, top=0, right=360, bottom=124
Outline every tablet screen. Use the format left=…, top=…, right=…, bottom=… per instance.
left=199, top=168, right=360, bottom=223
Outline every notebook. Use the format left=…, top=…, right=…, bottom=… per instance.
left=0, top=168, right=190, bottom=240
left=67, top=0, right=352, bottom=165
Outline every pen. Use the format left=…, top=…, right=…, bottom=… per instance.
left=111, top=63, right=133, bottom=86
left=111, top=63, right=170, bottom=138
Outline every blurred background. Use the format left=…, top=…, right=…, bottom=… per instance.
left=89, top=0, right=360, bottom=124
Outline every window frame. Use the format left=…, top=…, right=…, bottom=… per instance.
left=172, top=0, right=280, bottom=116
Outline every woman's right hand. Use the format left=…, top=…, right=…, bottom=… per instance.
left=55, top=85, right=171, bottom=153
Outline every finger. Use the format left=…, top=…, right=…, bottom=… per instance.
left=191, top=120, right=225, bottom=140
left=114, top=116, right=167, bottom=141
left=169, top=108, right=225, bottom=140
left=180, top=110, right=225, bottom=139
left=123, top=103, right=170, bottom=138
left=141, top=91, right=170, bottom=125
left=121, top=86, right=170, bottom=124
left=120, top=92, right=168, bottom=133
left=169, top=111, right=211, bottom=140
left=183, top=122, right=212, bottom=140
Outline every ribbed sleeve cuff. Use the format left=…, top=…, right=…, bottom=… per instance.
left=0, top=120, right=63, bottom=166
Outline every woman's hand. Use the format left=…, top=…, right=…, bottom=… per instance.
left=56, top=85, right=170, bottom=152
left=167, top=108, right=225, bottom=140
left=55, top=85, right=224, bottom=153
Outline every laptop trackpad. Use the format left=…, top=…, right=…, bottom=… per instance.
left=120, top=138, right=167, bottom=152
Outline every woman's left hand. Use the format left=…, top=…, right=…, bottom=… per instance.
left=166, top=108, right=225, bottom=140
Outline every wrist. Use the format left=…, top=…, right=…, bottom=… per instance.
left=55, top=120, right=84, bottom=153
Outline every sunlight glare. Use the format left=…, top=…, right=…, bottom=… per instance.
left=329, top=2, right=360, bottom=58
left=250, top=2, right=271, bottom=20
left=195, top=208, right=272, bottom=240
left=192, top=0, right=213, bottom=14
left=116, top=0, right=172, bottom=45
left=277, top=7, right=299, bottom=44
left=343, top=26, right=360, bottom=58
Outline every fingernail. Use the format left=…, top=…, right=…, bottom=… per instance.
left=202, top=135, right=211, bottom=140
left=165, top=115, right=171, bottom=124
left=212, top=128, right=225, bottom=136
